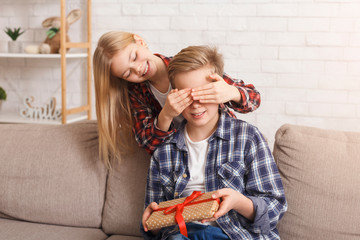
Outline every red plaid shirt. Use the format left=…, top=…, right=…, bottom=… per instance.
left=128, top=54, right=261, bottom=155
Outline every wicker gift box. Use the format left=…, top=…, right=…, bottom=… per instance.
left=146, top=191, right=220, bottom=231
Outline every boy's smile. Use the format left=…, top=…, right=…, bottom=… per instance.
left=191, top=111, right=206, bottom=119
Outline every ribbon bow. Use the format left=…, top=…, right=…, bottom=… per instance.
left=155, top=191, right=220, bottom=237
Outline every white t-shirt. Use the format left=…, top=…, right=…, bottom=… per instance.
left=181, top=127, right=210, bottom=197
left=182, top=128, right=218, bottom=226
left=149, top=82, right=184, bottom=128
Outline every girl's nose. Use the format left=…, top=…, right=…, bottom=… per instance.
left=136, top=64, right=142, bottom=74
left=130, top=62, right=142, bottom=75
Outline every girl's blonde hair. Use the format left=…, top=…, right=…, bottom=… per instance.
left=168, top=45, right=224, bottom=87
left=93, top=31, right=136, bottom=169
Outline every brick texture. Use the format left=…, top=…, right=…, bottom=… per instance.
left=0, top=0, right=359, bottom=148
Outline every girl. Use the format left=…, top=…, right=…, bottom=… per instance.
left=93, top=31, right=260, bottom=168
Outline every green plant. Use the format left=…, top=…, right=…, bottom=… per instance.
left=4, top=27, right=25, bottom=41
left=0, top=87, right=7, bottom=101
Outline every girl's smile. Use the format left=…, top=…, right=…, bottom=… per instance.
left=110, top=42, right=157, bottom=83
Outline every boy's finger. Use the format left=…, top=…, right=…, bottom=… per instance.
left=142, top=212, right=150, bottom=231
left=150, top=202, right=159, bottom=211
left=212, top=188, right=230, bottom=199
left=213, top=205, right=228, bottom=219
left=201, top=217, right=216, bottom=223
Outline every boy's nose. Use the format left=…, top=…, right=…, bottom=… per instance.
left=191, top=100, right=202, bottom=108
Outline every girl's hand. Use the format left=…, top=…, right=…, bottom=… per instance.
left=201, top=188, right=255, bottom=223
left=157, top=88, right=192, bottom=132
left=162, top=88, right=193, bottom=119
left=142, top=202, right=159, bottom=232
left=191, top=74, right=241, bottom=104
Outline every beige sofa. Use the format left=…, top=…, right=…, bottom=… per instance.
left=0, top=121, right=359, bottom=240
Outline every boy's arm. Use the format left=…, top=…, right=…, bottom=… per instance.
left=141, top=152, right=166, bottom=238
left=239, top=129, right=287, bottom=234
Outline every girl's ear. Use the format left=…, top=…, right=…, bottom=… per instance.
left=133, top=34, right=148, bottom=47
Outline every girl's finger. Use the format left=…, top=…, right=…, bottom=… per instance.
left=192, top=83, right=213, bottom=93
left=180, top=97, right=193, bottom=110
left=208, top=73, right=223, bottom=82
left=174, top=91, right=192, bottom=104
left=198, top=99, right=217, bottom=104
left=192, top=88, right=214, bottom=98
left=176, top=88, right=192, bottom=97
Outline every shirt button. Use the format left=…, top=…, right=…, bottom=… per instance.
left=174, top=192, right=179, bottom=197
left=182, top=173, right=187, bottom=178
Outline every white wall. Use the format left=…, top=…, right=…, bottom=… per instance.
left=1, top=0, right=360, bottom=148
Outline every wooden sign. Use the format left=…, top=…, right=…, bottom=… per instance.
left=20, top=96, right=61, bottom=120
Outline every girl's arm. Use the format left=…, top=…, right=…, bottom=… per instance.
left=129, top=83, right=176, bottom=155
left=192, top=73, right=261, bottom=113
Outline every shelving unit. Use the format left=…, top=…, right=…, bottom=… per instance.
left=0, top=0, right=92, bottom=124
left=0, top=53, right=88, bottom=59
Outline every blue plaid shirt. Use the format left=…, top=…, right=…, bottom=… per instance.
left=143, top=110, right=287, bottom=240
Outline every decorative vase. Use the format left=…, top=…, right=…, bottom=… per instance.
left=0, top=100, right=3, bottom=111
left=8, top=41, right=22, bottom=53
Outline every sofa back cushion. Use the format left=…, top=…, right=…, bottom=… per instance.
left=102, top=145, right=150, bottom=236
left=273, top=124, right=360, bottom=240
left=0, top=121, right=107, bottom=228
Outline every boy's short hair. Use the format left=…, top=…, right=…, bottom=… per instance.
left=168, top=45, right=224, bottom=87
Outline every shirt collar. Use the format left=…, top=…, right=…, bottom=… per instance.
left=169, top=109, right=231, bottom=150
left=154, top=53, right=171, bottom=67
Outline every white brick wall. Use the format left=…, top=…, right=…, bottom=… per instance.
left=1, top=0, right=360, bottom=149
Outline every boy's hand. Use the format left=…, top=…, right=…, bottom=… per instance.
left=201, top=188, right=255, bottom=223
left=142, top=202, right=159, bottom=232
left=191, top=74, right=241, bottom=104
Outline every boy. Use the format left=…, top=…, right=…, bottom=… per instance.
left=141, top=46, right=287, bottom=240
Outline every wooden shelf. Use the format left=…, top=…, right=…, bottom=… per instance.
left=0, top=53, right=88, bottom=59
left=0, top=111, right=88, bottom=125
left=0, top=0, right=92, bottom=125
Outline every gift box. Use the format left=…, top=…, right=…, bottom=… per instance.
left=146, top=191, right=220, bottom=232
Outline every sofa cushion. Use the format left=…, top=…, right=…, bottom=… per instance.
left=0, top=121, right=107, bottom=228
left=0, top=218, right=107, bottom=240
left=106, top=235, right=143, bottom=240
left=102, top=145, right=150, bottom=236
left=273, top=124, right=360, bottom=240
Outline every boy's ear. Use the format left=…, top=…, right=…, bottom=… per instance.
left=133, top=34, right=147, bottom=47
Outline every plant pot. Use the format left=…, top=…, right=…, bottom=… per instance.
left=0, top=100, right=3, bottom=111
left=8, top=41, right=22, bottom=53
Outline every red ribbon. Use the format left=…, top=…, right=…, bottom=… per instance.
left=155, top=191, right=220, bottom=237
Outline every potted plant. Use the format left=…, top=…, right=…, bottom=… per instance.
left=0, top=87, right=7, bottom=111
left=4, top=27, right=25, bottom=53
